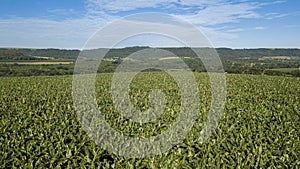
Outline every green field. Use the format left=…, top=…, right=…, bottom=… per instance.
left=0, top=73, right=299, bottom=168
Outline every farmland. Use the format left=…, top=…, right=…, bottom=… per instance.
left=1, top=47, right=300, bottom=77
left=0, top=72, right=299, bottom=168
left=0, top=61, right=74, bottom=65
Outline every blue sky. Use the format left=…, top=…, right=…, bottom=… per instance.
left=0, top=0, right=299, bottom=49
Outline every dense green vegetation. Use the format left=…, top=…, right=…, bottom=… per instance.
left=0, top=63, right=74, bottom=76
left=0, top=73, right=299, bottom=168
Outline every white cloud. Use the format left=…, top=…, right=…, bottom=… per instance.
left=86, top=0, right=170, bottom=13
left=226, top=28, right=245, bottom=33
left=254, top=26, right=267, bottom=30
left=47, top=9, right=77, bottom=15
left=85, top=0, right=227, bottom=14
left=86, top=0, right=261, bottom=26
left=265, top=12, right=289, bottom=20
left=0, top=17, right=105, bottom=49
left=180, top=2, right=260, bottom=26
left=260, top=0, right=287, bottom=6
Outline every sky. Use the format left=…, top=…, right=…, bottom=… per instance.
left=0, top=0, right=299, bottom=49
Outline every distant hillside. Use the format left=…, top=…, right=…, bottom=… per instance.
left=0, top=47, right=299, bottom=77
left=18, top=48, right=80, bottom=59
left=1, top=47, right=300, bottom=60
left=0, top=49, right=38, bottom=60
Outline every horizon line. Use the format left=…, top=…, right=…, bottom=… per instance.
left=1, top=46, right=300, bottom=50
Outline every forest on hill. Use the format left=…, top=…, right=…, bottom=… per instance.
left=1, top=47, right=300, bottom=59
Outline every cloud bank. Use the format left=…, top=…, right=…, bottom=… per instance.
left=0, top=0, right=291, bottom=48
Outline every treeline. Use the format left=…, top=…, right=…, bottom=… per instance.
left=0, top=49, right=40, bottom=60
left=0, top=64, right=74, bottom=76
left=216, top=48, right=300, bottom=59
left=225, top=66, right=300, bottom=77
left=1, top=47, right=300, bottom=59
left=18, top=48, right=80, bottom=59
left=1, top=61, right=299, bottom=77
